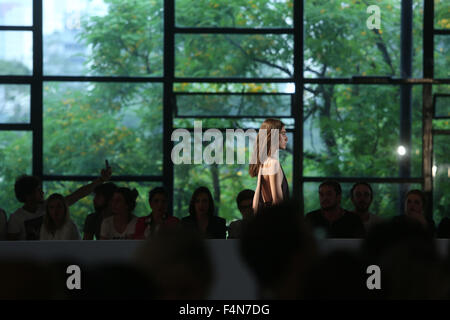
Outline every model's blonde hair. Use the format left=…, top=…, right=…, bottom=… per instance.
left=249, top=118, right=285, bottom=177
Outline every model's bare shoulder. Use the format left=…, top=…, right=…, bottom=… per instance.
left=261, top=157, right=281, bottom=175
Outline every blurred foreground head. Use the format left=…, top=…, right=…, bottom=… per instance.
left=134, top=227, right=213, bottom=299
left=239, top=200, right=317, bottom=299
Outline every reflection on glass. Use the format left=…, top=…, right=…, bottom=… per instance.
left=176, top=94, right=291, bottom=117
left=0, top=85, right=30, bottom=123
left=434, top=95, right=450, bottom=118
left=43, top=0, right=163, bottom=76
left=43, top=82, right=163, bottom=176
left=175, top=0, right=293, bottom=28
left=0, top=31, right=32, bottom=75
left=434, top=36, right=450, bottom=78
left=435, top=0, right=450, bottom=29
left=0, top=0, right=32, bottom=26
left=174, top=82, right=295, bottom=93
left=175, top=34, right=293, bottom=78
left=303, top=85, right=422, bottom=177
left=304, top=0, right=405, bottom=78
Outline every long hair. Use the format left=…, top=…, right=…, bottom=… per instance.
left=189, top=186, right=215, bottom=218
left=249, top=118, right=285, bottom=177
left=44, top=193, right=69, bottom=235
left=114, top=187, right=139, bottom=222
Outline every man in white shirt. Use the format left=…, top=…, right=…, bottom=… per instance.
left=7, top=163, right=112, bottom=240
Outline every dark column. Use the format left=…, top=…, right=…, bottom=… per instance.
left=399, top=0, right=413, bottom=215
left=32, top=0, right=43, bottom=178
left=164, top=0, right=175, bottom=214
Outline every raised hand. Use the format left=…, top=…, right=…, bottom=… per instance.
left=101, top=160, right=112, bottom=182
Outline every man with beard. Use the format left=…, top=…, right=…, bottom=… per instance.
left=83, top=182, right=117, bottom=240
left=305, top=180, right=363, bottom=238
left=350, top=182, right=383, bottom=232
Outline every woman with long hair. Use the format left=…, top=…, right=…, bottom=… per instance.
left=181, top=186, right=226, bottom=239
left=40, top=193, right=80, bottom=240
left=249, top=118, right=289, bottom=213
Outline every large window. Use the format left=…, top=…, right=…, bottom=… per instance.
left=0, top=0, right=448, bottom=233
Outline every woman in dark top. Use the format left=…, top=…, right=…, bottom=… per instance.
left=249, top=118, right=289, bottom=213
left=181, top=186, right=226, bottom=239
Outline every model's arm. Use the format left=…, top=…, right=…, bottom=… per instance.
left=64, top=165, right=112, bottom=207
left=268, top=172, right=283, bottom=205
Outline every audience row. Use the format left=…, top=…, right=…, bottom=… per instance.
left=0, top=168, right=449, bottom=241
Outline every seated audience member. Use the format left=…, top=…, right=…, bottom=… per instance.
left=100, top=187, right=138, bottom=240
left=240, top=200, right=317, bottom=299
left=181, top=186, right=226, bottom=239
left=350, top=182, right=383, bottom=231
left=8, top=164, right=111, bottom=240
left=305, top=180, right=362, bottom=238
left=437, top=217, right=450, bottom=239
left=134, top=187, right=179, bottom=240
left=404, top=189, right=435, bottom=236
left=83, top=182, right=117, bottom=240
left=40, top=193, right=80, bottom=240
left=0, top=208, right=6, bottom=240
left=135, top=227, right=213, bottom=299
left=228, top=189, right=255, bottom=239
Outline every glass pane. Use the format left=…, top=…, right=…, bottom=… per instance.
left=303, top=85, right=422, bottom=177
left=0, top=131, right=32, bottom=217
left=175, top=0, right=293, bottom=28
left=173, top=118, right=295, bottom=130
left=175, top=34, right=293, bottom=78
left=435, top=0, right=450, bottom=29
left=174, top=82, right=295, bottom=93
left=413, top=0, right=423, bottom=78
left=0, top=85, right=30, bottom=123
left=43, top=0, right=163, bottom=76
left=304, top=0, right=401, bottom=78
left=43, top=181, right=161, bottom=236
left=43, top=82, right=163, bottom=176
left=0, top=0, right=32, bottom=26
left=0, top=31, right=32, bottom=75
left=303, top=182, right=422, bottom=219
left=435, top=36, right=449, bottom=78
left=433, top=135, right=450, bottom=226
left=435, top=95, right=450, bottom=118
left=173, top=132, right=293, bottom=223
left=176, top=93, right=291, bottom=117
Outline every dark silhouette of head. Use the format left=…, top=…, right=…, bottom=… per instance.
left=134, top=227, right=213, bottom=299
left=14, top=175, right=43, bottom=204
left=240, top=200, right=317, bottom=299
